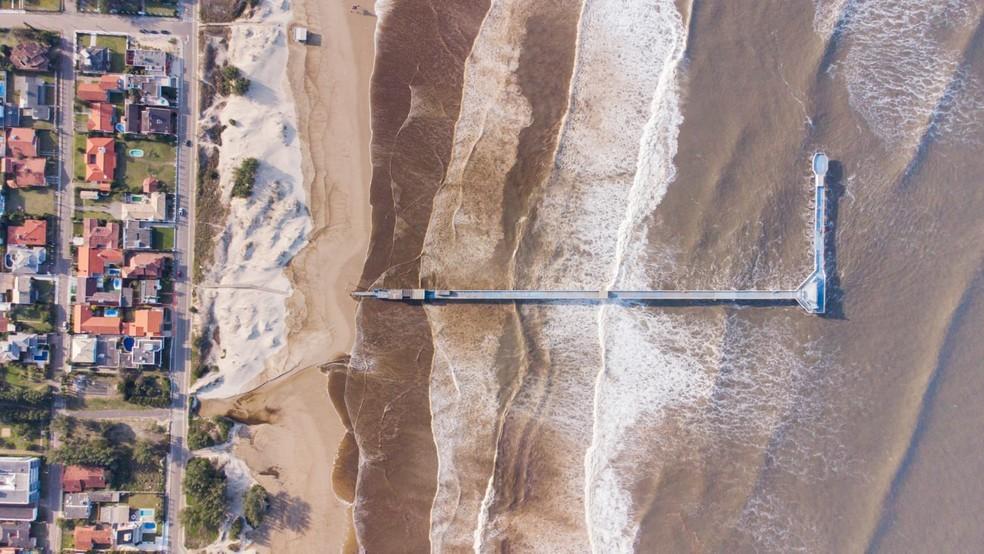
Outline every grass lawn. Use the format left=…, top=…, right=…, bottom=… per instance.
left=128, top=492, right=163, bottom=510
left=71, top=396, right=153, bottom=411
left=151, top=226, right=175, bottom=250
left=76, top=33, right=128, bottom=72
left=24, top=0, right=62, bottom=11
left=6, top=188, right=55, bottom=215
left=121, top=138, right=176, bottom=193
left=0, top=30, right=18, bottom=50
left=73, top=132, right=87, bottom=181
left=145, top=0, right=178, bottom=16
left=10, top=304, right=54, bottom=333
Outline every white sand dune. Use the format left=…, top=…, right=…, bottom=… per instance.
left=196, top=0, right=310, bottom=400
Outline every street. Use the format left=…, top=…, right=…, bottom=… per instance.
left=0, top=2, right=199, bottom=552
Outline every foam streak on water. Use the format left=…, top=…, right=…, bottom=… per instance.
left=814, top=0, right=984, bottom=148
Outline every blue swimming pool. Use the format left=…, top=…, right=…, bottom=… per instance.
left=104, top=308, right=119, bottom=317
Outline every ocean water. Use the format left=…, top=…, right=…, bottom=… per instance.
left=344, top=0, right=984, bottom=552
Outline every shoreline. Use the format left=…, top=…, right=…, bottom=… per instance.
left=201, top=1, right=376, bottom=552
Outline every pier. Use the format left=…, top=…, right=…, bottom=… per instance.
left=354, top=153, right=830, bottom=314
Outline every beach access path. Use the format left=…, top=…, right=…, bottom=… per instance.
left=0, top=2, right=200, bottom=552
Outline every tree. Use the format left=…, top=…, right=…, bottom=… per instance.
left=133, top=439, right=166, bottom=466
left=231, top=158, right=259, bottom=198
left=242, top=484, right=269, bottom=528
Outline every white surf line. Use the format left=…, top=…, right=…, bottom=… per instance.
left=586, top=0, right=690, bottom=551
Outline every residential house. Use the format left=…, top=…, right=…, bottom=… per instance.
left=124, top=308, right=164, bottom=338
left=76, top=82, right=110, bottom=103
left=63, top=492, right=92, bottom=519
left=122, top=252, right=168, bottom=278
left=84, top=136, right=116, bottom=188
left=87, top=102, right=116, bottom=133
left=138, top=279, right=161, bottom=304
left=6, top=218, right=47, bottom=246
left=69, top=333, right=97, bottom=365
left=114, top=522, right=144, bottom=547
left=13, top=74, right=51, bottom=120
left=0, top=334, right=48, bottom=366
left=140, top=106, right=176, bottom=135
left=5, top=128, right=37, bottom=158
left=125, top=48, right=169, bottom=75
left=77, top=276, right=132, bottom=307
left=97, top=503, right=129, bottom=526
left=73, top=526, right=113, bottom=551
left=142, top=177, right=160, bottom=193
left=123, top=102, right=141, bottom=134
left=61, top=465, right=106, bottom=493
left=0, top=457, right=40, bottom=522
left=2, top=157, right=47, bottom=188
left=122, top=337, right=163, bottom=368
left=0, top=315, right=9, bottom=334
left=120, top=191, right=166, bottom=221
left=82, top=217, right=120, bottom=249
left=0, top=521, right=35, bottom=550
left=98, top=73, right=125, bottom=93
left=122, top=219, right=152, bottom=250
left=0, top=274, right=34, bottom=305
left=77, top=247, right=123, bottom=277
left=10, top=41, right=50, bottom=72
left=78, top=46, right=110, bottom=74
left=72, top=305, right=122, bottom=335
left=70, top=334, right=121, bottom=368
left=3, top=246, right=45, bottom=274
left=125, top=73, right=176, bottom=106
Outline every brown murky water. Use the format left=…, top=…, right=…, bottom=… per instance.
left=339, top=0, right=984, bottom=551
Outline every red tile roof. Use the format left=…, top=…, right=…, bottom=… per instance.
left=10, top=41, right=49, bottom=72
left=142, top=177, right=160, bottom=193
left=87, top=102, right=115, bottom=133
left=125, top=308, right=164, bottom=337
left=85, top=137, right=116, bottom=184
left=5, top=128, right=37, bottom=158
left=77, top=82, right=109, bottom=103
left=3, top=157, right=46, bottom=188
left=74, top=526, right=113, bottom=551
left=77, top=246, right=123, bottom=277
left=72, top=304, right=122, bottom=335
left=98, top=73, right=124, bottom=91
left=6, top=219, right=47, bottom=246
left=122, top=252, right=168, bottom=278
left=61, top=465, right=106, bottom=493
left=82, top=218, right=120, bottom=250
left=0, top=314, right=9, bottom=334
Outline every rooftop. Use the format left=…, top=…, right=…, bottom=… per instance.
left=84, top=136, right=116, bottom=184
left=72, top=304, right=122, bottom=335
left=6, top=219, right=47, bottom=246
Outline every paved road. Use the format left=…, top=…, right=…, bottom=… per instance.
left=0, top=3, right=200, bottom=552
left=61, top=408, right=172, bottom=420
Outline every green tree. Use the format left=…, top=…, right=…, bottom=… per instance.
left=242, top=484, right=269, bottom=528
left=231, top=158, right=259, bottom=198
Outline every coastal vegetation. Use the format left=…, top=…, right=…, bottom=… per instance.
left=218, top=65, right=251, bottom=96
left=182, top=457, right=228, bottom=548
left=243, top=484, right=270, bottom=528
left=187, top=416, right=233, bottom=450
left=118, top=371, right=171, bottom=407
left=231, top=157, right=259, bottom=198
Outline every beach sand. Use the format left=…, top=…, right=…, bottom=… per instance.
left=200, top=1, right=376, bottom=552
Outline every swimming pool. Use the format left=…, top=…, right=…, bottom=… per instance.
left=104, top=308, right=119, bottom=317
left=128, top=149, right=145, bottom=158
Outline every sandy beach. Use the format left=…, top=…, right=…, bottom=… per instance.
left=200, top=0, right=376, bottom=552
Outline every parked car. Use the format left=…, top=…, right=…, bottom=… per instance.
left=185, top=139, right=192, bottom=147
left=178, top=207, right=188, bottom=217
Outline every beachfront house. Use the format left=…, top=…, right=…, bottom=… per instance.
left=0, top=457, right=40, bottom=522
